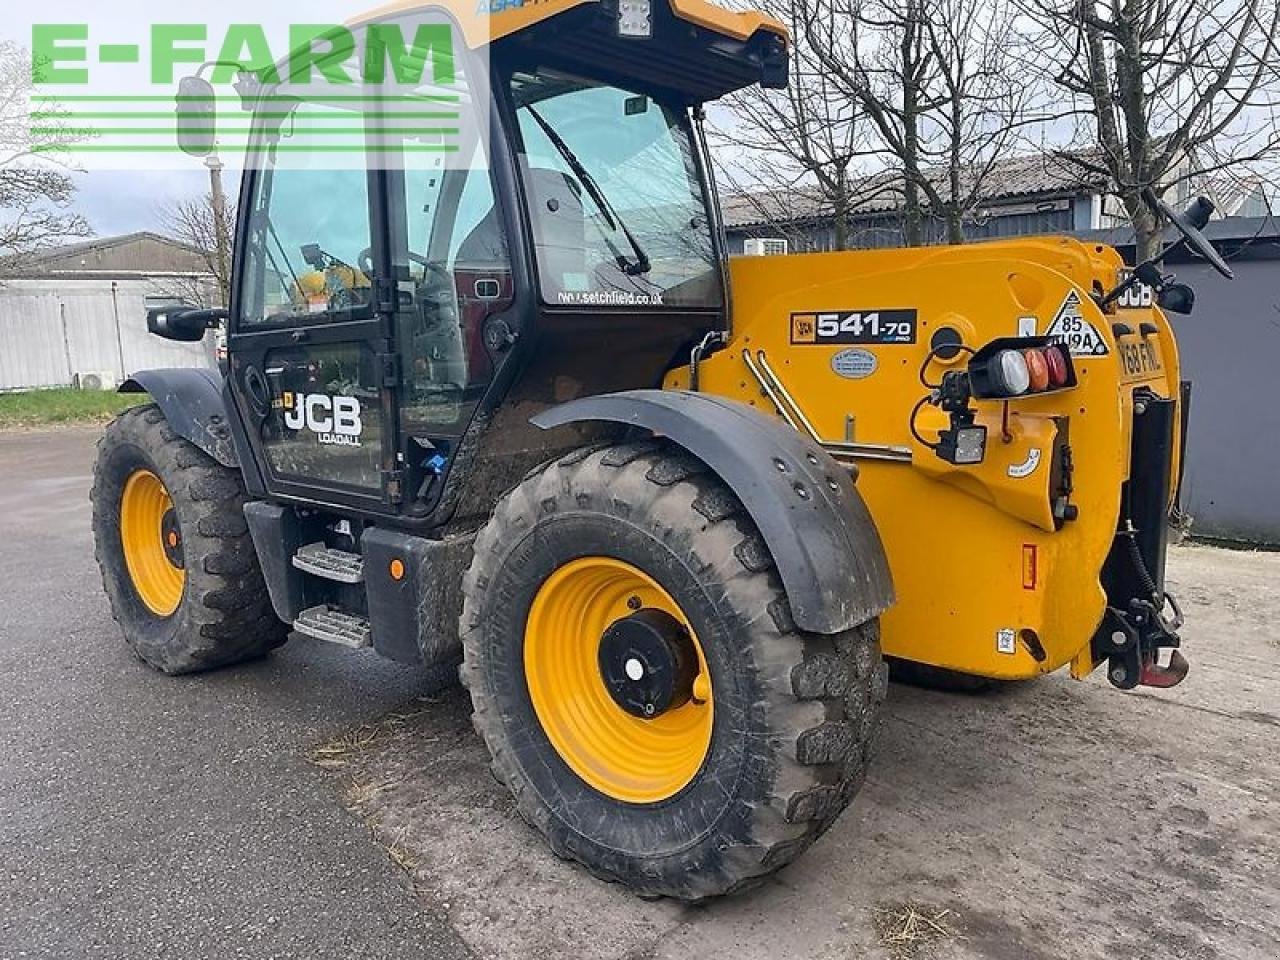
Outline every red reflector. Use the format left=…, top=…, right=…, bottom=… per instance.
left=1044, top=345, right=1070, bottom=388
left=1024, top=348, right=1050, bottom=392
left=1022, top=544, right=1038, bottom=589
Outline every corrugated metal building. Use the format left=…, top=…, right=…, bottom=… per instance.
left=723, top=152, right=1273, bottom=254
left=723, top=153, right=1109, bottom=252
left=0, top=233, right=214, bottom=392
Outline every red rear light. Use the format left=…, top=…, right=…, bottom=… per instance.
left=1023, top=348, right=1050, bottom=392
left=1043, top=344, right=1070, bottom=388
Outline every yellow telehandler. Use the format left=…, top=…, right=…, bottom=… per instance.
left=91, top=0, right=1225, bottom=900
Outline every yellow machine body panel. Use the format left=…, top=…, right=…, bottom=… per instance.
left=669, top=237, right=1184, bottom=680
left=355, top=0, right=786, bottom=49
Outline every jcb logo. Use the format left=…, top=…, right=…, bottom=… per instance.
left=282, top=392, right=363, bottom=447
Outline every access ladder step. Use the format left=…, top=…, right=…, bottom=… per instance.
left=294, top=605, right=372, bottom=649
left=292, top=542, right=365, bottom=583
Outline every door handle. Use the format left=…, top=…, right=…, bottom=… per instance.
left=242, top=365, right=272, bottom=420
left=291, top=329, right=310, bottom=343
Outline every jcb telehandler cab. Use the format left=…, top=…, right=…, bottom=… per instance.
left=92, top=0, right=1223, bottom=900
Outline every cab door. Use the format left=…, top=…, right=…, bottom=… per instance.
left=227, top=161, right=401, bottom=512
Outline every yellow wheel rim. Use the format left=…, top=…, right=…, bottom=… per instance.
left=120, top=469, right=185, bottom=617
left=524, top=557, right=714, bottom=804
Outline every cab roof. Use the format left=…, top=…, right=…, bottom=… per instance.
left=352, top=0, right=789, bottom=101
left=356, top=0, right=786, bottom=49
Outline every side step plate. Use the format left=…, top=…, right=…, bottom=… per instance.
left=292, top=542, right=365, bottom=584
left=294, top=605, right=372, bottom=649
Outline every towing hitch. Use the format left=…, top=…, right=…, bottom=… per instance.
left=1139, top=648, right=1190, bottom=688
left=1099, top=593, right=1188, bottom=690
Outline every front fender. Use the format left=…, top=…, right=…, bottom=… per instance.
left=119, top=368, right=236, bottom=467
left=531, top=389, right=894, bottom=635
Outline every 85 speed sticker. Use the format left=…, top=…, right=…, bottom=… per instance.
left=1046, top=289, right=1108, bottom=356
left=791, top=309, right=917, bottom=345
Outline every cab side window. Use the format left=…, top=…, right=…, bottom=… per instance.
left=239, top=155, right=376, bottom=327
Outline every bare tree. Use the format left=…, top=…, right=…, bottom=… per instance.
left=0, top=41, right=91, bottom=266
left=711, top=0, right=880, bottom=250
left=802, top=0, right=1038, bottom=245
left=158, top=187, right=236, bottom=307
left=1025, top=0, right=1280, bottom=259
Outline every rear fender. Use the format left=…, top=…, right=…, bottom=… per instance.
left=531, top=389, right=894, bottom=635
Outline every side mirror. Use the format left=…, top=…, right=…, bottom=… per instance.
left=147, top=304, right=228, bottom=342
left=1183, top=196, right=1213, bottom=231
left=300, top=243, right=326, bottom=269
left=1157, top=283, right=1196, bottom=315
left=1142, top=188, right=1233, bottom=279
left=176, top=75, right=217, bottom=158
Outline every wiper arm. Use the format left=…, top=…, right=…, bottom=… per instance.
left=524, top=105, right=651, bottom=277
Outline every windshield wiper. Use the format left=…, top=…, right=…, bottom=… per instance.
left=524, top=105, right=651, bottom=277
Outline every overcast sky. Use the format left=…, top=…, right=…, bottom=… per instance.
left=72, top=167, right=238, bottom=237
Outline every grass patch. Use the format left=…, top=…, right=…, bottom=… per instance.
left=0, top=388, right=146, bottom=428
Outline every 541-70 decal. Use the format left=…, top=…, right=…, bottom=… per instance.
left=791, top=309, right=918, bottom=345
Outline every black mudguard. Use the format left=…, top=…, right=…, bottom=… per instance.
left=532, top=389, right=895, bottom=635
left=119, top=369, right=237, bottom=468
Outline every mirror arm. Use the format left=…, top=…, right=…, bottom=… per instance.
left=177, top=307, right=230, bottom=326
left=1098, top=237, right=1187, bottom=308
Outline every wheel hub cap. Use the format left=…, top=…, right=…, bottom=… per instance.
left=523, top=557, right=714, bottom=804
left=598, top=608, right=698, bottom=719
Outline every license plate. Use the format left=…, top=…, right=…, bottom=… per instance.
left=1117, top=337, right=1163, bottom=380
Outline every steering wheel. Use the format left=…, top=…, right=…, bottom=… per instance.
left=358, top=247, right=454, bottom=287
left=1142, top=189, right=1234, bottom=280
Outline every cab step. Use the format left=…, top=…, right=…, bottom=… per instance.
left=292, top=542, right=365, bottom=583
left=294, top=604, right=372, bottom=649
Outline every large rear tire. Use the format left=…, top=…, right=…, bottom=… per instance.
left=91, top=404, right=287, bottom=674
left=461, top=440, right=887, bottom=901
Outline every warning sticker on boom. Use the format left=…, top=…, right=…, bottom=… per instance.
left=1045, top=290, right=1109, bottom=356
left=791, top=309, right=917, bottom=345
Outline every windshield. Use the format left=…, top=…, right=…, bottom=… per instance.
left=510, top=70, right=721, bottom=309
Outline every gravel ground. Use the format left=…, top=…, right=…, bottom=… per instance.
left=2, top=426, right=1276, bottom=960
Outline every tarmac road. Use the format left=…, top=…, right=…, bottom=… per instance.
left=0, top=427, right=469, bottom=960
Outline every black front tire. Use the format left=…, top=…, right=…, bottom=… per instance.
left=461, top=440, right=887, bottom=901
left=91, top=404, right=287, bottom=674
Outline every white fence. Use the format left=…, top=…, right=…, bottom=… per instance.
left=0, top=277, right=212, bottom=392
